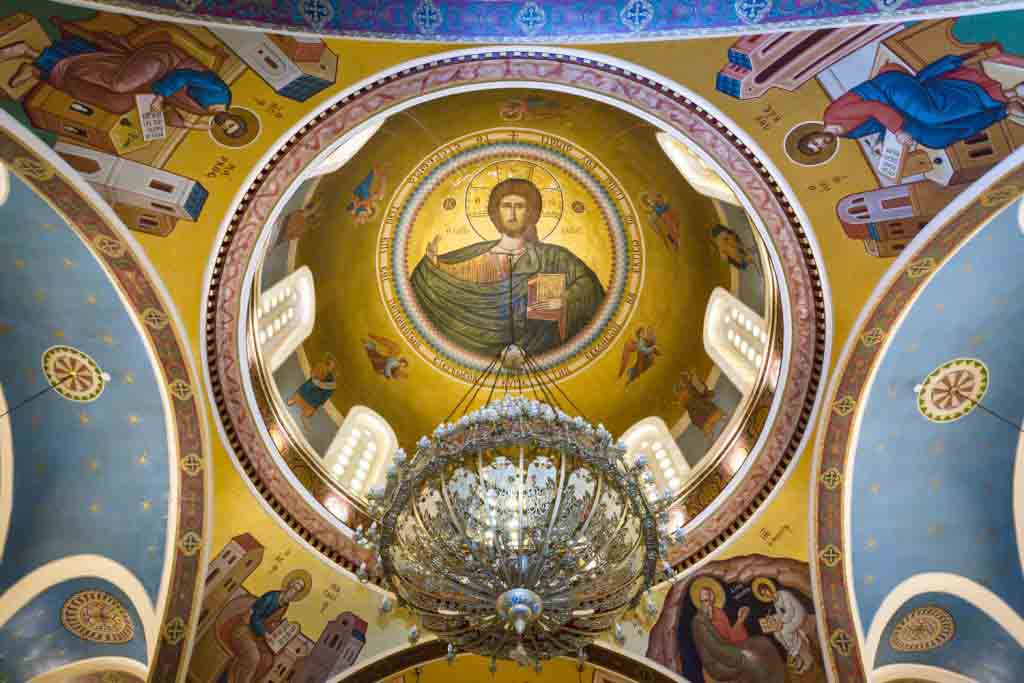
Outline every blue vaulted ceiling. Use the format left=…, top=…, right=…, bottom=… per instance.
left=51, top=0, right=1024, bottom=42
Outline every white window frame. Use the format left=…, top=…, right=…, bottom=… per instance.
left=324, top=406, right=397, bottom=496
left=256, top=266, right=316, bottom=373
left=656, top=132, right=740, bottom=206
left=703, top=287, right=768, bottom=395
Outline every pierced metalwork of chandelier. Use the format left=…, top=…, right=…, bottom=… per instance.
left=355, top=334, right=681, bottom=665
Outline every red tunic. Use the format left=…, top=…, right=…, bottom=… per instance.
left=710, top=607, right=748, bottom=644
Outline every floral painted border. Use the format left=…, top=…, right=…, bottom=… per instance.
left=0, top=126, right=209, bottom=682
left=204, top=50, right=827, bottom=579
left=67, top=0, right=1024, bottom=43
left=811, top=161, right=1024, bottom=681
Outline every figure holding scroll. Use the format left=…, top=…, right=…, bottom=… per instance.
left=410, top=178, right=606, bottom=358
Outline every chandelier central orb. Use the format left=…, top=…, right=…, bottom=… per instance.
left=361, top=395, right=665, bottom=663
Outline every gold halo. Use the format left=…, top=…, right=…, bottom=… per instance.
left=784, top=121, right=838, bottom=167
left=690, top=576, right=726, bottom=609
left=281, top=569, right=312, bottom=601
left=464, top=159, right=563, bottom=241
left=210, top=107, right=261, bottom=148
left=752, top=577, right=778, bottom=603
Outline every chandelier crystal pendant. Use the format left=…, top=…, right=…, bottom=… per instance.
left=357, top=365, right=680, bottom=663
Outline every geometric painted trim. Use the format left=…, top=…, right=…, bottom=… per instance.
left=916, top=358, right=989, bottom=423
left=0, top=124, right=208, bottom=683
left=812, top=160, right=1024, bottom=683
left=204, top=49, right=827, bottom=582
left=61, top=590, right=135, bottom=644
left=63, top=0, right=1024, bottom=43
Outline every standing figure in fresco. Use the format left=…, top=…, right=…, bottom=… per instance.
left=640, top=192, right=681, bottom=251
left=0, top=17, right=247, bottom=136
left=288, top=354, right=337, bottom=419
left=410, top=178, right=606, bottom=358
left=362, top=335, right=409, bottom=380
left=619, top=326, right=660, bottom=385
left=279, top=192, right=324, bottom=243
left=673, top=370, right=724, bottom=441
left=797, top=48, right=1024, bottom=153
left=710, top=224, right=757, bottom=272
left=347, top=168, right=386, bottom=224
left=769, top=589, right=812, bottom=673
left=217, top=570, right=311, bottom=683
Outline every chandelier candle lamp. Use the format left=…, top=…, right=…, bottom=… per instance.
left=355, top=388, right=682, bottom=666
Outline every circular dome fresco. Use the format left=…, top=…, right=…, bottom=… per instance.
left=204, top=51, right=827, bottom=580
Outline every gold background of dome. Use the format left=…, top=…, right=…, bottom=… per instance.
left=295, top=88, right=730, bottom=449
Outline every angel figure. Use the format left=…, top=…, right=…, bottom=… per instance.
left=362, top=334, right=409, bottom=380
left=287, top=353, right=336, bottom=419
left=347, top=167, right=387, bottom=224
left=710, top=224, right=759, bottom=273
left=640, top=192, right=681, bottom=251
left=619, top=326, right=660, bottom=385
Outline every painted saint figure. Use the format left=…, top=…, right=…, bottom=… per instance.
left=770, top=589, right=812, bottom=673
left=0, top=17, right=247, bottom=136
left=798, top=50, right=1024, bottom=153
left=217, top=572, right=310, bottom=683
left=288, top=354, right=337, bottom=418
left=710, top=224, right=756, bottom=272
left=410, top=178, right=606, bottom=358
left=640, top=192, right=681, bottom=251
left=362, top=335, right=409, bottom=380
left=673, top=370, right=724, bottom=441
left=697, top=584, right=749, bottom=645
left=619, top=326, right=660, bottom=384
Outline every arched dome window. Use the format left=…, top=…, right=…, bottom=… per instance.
left=324, top=406, right=397, bottom=496
left=703, top=287, right=768, bottom=395
left=656, top=132, right=740, bottom=206
left=256, top=266, right=316, bottom=373
left=620, top=417, right=690, bottom=496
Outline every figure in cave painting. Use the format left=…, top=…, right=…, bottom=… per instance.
left=646, top=555, right=824, bottom=683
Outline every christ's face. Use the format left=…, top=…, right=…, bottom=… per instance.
left=498, top=193, right=530, bottom=236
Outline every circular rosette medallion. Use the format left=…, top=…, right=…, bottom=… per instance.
left=61, top=590, right=135, bottom=644
left=377, top=128, right=644, bottom=383
left=917, top=358, right=988, bottom=423
left=42, top=345, right=106, bottom=402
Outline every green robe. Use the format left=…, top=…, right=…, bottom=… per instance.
left=410, top=240, right=606, bottom=358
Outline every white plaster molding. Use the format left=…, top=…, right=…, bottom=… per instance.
left=0, top=554, right=157, bottom=659
left=29, top=656, right=148, bottom=683
left=870, top=663, right=976, bottom=683
left=0, top=381, right=12, bottom=563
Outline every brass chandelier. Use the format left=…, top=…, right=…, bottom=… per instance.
left=355, top=337, right=681, bottom=666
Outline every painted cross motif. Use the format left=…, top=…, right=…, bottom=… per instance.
left=620, top=0, right=655, bottom=32
left=516, top=2, right=547, bottom=35
left=301, top=0, right=335, bottom=31
left=734, top=0, right=772, bottom=24
left=414, top=0, right=444, bottom=34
